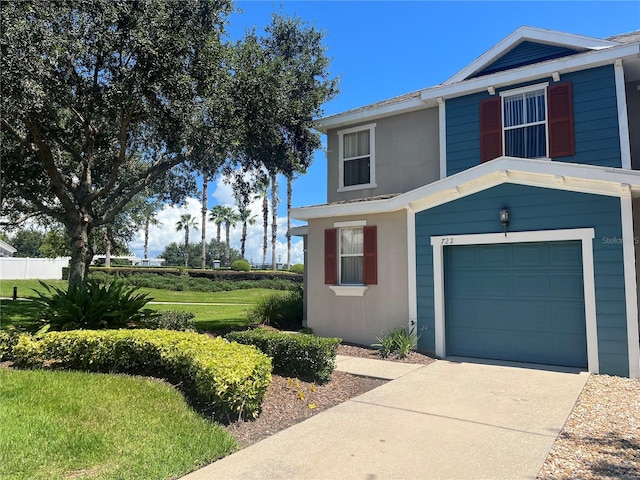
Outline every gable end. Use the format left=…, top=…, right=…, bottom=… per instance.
left=471, top=41, right=581, bottom=78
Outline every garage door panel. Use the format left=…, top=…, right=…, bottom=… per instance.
left=551, top=303, right=586, bottom=331
left=549, top=274, right=583, bottom=298
left=445, top=241, right=587, bottom=368
left=513, top=243, right=547, bottom=266
left=552, top=336, right=588, bottom=366
left=447, top=329, right=513, bottom=358
left=549, top=242, right=583, bottom=266
left=479, top=245, right=513, bottom=267
left=513, top=273, right=549, bottom=297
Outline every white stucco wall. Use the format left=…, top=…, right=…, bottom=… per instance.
left=305, top=211, right=409, bottom=346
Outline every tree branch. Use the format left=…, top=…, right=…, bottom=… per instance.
left=24, top=116, right=77, bottom=214
left=87, top=102, right=136, bottom=203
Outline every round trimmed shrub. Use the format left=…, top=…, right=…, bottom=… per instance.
left=289, top=263, right=304, bottom=274
left=230, top=259, right=251, bottom=271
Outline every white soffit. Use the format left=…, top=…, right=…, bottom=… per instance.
left=291, top=158, right=640, bottom=220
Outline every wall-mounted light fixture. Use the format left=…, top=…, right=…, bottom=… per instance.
left=552, top=71, right=560, bottom=82
left=488, top=86, right=495, bottom=95
left=500, top=208, right=510, bottom=237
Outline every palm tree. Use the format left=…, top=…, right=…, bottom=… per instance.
left=285, top=164, right=307, bottom=270
left=209, top=205, right=227, bottom=261
left=200, top=175, right=208, bottom=269
left=143, top=211, right=161, bottom=260
left=175, top=213, right=198, bottom=267
left=221, top=206, right=239, bottom=266
left=270, top=172, right=278, bottom=270
left=285, top=172, right=293, bottom=269
left=238, top=207, right=257, bottom=260
left=253, top=176, right=270, bottom=269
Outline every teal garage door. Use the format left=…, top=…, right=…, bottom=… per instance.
left=445, top=241, right=587, bottom=367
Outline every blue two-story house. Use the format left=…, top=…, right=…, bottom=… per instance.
left=292, top=27, right=640, bottom=378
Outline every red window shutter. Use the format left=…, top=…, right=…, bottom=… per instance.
left=547, top=82, right=575, bottom=158
left=363, top=226, right=377, bottom=285
left=324, top=229, right=337, bottom=285
left=480, top=97, right=502, bottom=162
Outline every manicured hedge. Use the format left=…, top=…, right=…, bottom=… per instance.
left=226, top=329, right=341, bottom=384
left=7, top=330, right=272, bottom=420
left=69, top=266, right=303, bottom=283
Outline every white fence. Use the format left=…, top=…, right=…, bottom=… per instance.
left=0, top=257, right=70, bottom=280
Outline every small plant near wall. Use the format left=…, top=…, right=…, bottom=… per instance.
left=372, top=323, right=422, bottom=359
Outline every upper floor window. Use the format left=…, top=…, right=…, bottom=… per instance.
left=480, top=81, right=574, bottom=163
left=502, top=86, right=547, bottom=158
left=338, top=123, right=376, bottom=191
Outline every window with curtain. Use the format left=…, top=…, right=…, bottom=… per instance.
left=339, top=227, right=364, bottom=284
left=503, top=88, right=547, bottom=158
left=343, top=129, right=371, bottom=186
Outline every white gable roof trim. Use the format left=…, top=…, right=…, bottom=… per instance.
left=0, top=239, right=17, bottom=254
left=444, top=26, right=620, bottom=85
left=291, top=158, right=640, bottom=220
left=318, top=42, right=639, bottom=131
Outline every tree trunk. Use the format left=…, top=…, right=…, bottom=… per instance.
left=184, top=229, right=189, bottom=267
left=262, top=195, right=268, bottom=269
left=286, top=174, right=292, bottom=270
left=201, top=175, right=208, bottom=269
left=225, top=223, right=231, bottom=266
left=271, top=173, right=278, bottom=270
left=241, top=220, right=247, bottom=259
left=68, top=220, right=93, bottom=288
left=144, top=218, right=150, bottom=259
left=216, top=224, right=221, bottom=261
left=104, top=231, right=111, bottom=268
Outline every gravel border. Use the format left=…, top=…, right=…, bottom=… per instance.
left=537, top=374, right=640, bottom=479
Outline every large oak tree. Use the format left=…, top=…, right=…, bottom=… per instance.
left=1, top=0, right=233, bottom=286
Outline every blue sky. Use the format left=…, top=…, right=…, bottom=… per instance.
left=133, top=1, right=639, bottom=263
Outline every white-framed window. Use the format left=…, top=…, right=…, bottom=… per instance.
left=500, top=83, right=549, bottom=159
left=338, top=123, right=376, bottom=191
left=339, top=226, right=364, bottom=284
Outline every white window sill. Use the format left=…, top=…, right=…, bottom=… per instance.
left=337, top=183, right=377, bottom=193
left=329, top=285, right=369, bottom=297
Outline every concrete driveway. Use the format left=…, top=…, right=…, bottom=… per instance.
left=183, top=358, right=588, bottom=480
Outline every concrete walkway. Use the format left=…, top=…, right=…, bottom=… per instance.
left=182, top=357, right=588, bottom=480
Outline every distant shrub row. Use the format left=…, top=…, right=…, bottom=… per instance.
left=227, top=328, right=341, bottom=384
left=86, top=271, right=299, bottom=292
left=2, top=330, right=272, bottom=421
left=63, top=266, right=303, bottom=283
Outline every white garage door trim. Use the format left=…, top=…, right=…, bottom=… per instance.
left=431, top=228, right=599, bottom=373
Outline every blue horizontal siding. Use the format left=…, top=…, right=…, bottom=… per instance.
left=473, top=41, right=578, bottom=78
left=445, top=65, right=621, bottom=175
left=415, top=183, right=628, bottom=377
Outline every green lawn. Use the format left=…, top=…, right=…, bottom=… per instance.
left=0, top=279, right=67, bottom=299
left=151, top=303, right=253, bottom=332
left=0, top=283, right=282, bottom=332
left=140, top=287, right=285, bottom=304
left=0, top=368, right=238, bottom=480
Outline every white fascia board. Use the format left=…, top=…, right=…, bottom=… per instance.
left=424, top=43, right=640, bottom=102
left=316, top=97, right=429, bottom=132
left=289, top=225, right=308, bottom=236
left=291, top=157, right=640, bottom=221
left=317, top=44, right=638, bottom=133
left=444, top=26, right=620, bottom=85
left=0, top=239, right=17, bottom=253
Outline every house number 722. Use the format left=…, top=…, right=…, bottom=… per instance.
left=441, top=238, right=454, bottom=245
